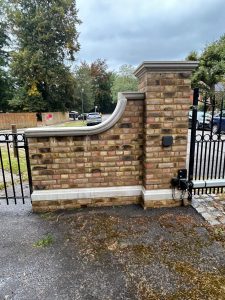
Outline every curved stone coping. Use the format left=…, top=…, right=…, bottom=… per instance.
left=134, top=61, right=199, bottom=78
left=25, top=92, right=145, bottom=137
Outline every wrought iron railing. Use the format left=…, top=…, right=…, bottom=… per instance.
left=0, top=133, right=32, bottom=204
left=189, top=88, right=225, bottom=195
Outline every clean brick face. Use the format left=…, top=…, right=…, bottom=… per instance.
left=138, top=72, right=191, bottom=190
left=29, top=100, right=144, bottom=191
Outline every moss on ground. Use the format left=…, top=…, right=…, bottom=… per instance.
left=165, top=261, right=225, bottom=300
left=45, top=209, right=225, bottom=299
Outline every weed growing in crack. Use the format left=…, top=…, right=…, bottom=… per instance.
left=33, top=234, right=54, bottom=248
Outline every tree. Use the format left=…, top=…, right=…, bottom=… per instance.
left=90, top=59, right=114, bottom=113
left=187, top=35, right=225, bottom=100
left=0, top=0, right=13, bottom=112
left=74, top=62, right=94, bottom=113
left=111, top=64, right=138, bottom=103
left=74, top=59, right=114, bottom=114
left=185, top=50, right=199, bottom=61
left=7, top=0, right=81, bottom=112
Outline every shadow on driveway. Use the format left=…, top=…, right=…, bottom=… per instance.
left=1, top=204, right=225, bottom=299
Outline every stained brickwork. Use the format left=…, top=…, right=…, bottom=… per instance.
left=32, top=196, right=141, bottom=212
left=28, top=99, right=144, bottom=192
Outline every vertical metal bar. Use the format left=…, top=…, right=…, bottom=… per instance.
left=201, top=95, right=207, bottom=137
left=24, top=135, right=33, bottom=196
left=207, top=143, right=212, bottom=179
left=210, top=95, right=216, bottom=139
left=215, top=140, right=220, bottom=179
left=218, top=96, right=223, bottom=137
left=188, top=88, right=199, bottom=199
left=198, top=139, right=204, bottom=180
left=222, top=142, right=225, bottom=178
left=201, top=141, right=206, bottom=194
left=207, top=147, right=213, bottom=181
left=218, top=141, right=224, bottom=179
left=201, top=96, right=209, bottom=183
left=195, top=142, right=200, bottom=179
left=203, top=141, right=208, bottom=180
left=207, top=96, right=215, bottom=179
left=0, top=147, right=9, bottom=204
left=6, top=135, right=16, bottom=203
left=211, top=141, right=216, bottom=180
left=12, top=124, right=18, bottom=158
left=15, top=136, right=25, bottom=204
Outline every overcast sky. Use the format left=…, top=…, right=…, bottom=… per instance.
left=75, top=0, right=225, bottom=71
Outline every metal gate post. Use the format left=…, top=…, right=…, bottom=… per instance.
left=24, top=136, right=33, bottom=195
left=188, top=88, right=199, bottom=199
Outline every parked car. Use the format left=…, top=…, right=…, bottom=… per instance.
left=86, top=112, right=102, bottom=126
left=78, top=113, right=88, bottom=120
left=189, top=111, right=212, bottom=130
left=212, top=111, right=225, bottom=133
left=69, top=111, right=79, bottom=120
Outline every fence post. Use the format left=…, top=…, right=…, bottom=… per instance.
left=12, top=124, right=18, bottom=158
left=188, top=88, right=199, bottom=199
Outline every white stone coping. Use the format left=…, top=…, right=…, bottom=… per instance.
left=134, top=61, right=199, bottom=78
left=142, top=188, right=182, bottom=201
left=193, top=179, right=225, bottom=188
left=31, top=185, right=183, bottom=203
left=31, top=185, right=143, bottom=201
left=25, top=92, right=145, bottom=137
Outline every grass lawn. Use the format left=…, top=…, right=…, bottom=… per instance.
left=0, top=147, right=28, bottom=180
left=60, top=120, right=87, bottom=127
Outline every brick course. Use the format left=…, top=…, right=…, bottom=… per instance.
left=32, top=196, right=141, bottom=212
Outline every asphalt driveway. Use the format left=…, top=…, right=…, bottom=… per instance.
left=1, top=203, right=225, bottom=300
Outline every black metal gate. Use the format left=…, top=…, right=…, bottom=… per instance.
left=188, top=88, right=225, bottom=196
left=0, top=133, right=32, bottom=204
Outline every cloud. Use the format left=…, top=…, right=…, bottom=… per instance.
left=76, top=0, right=225, bottom=70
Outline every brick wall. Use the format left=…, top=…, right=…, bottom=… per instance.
left=0, top=113, right=37, bottom=130
left=29, top=98, right=144, bottom=192
left=27, top=61, right=198, bottom=212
